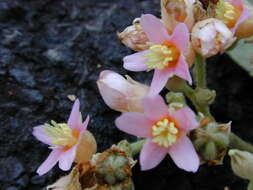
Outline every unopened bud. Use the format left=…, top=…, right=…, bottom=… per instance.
left=193, top=121, right=231, bottom=162
left=117, top=18, right=151, bottom=51
left=229, top=149, right=253, bottom=180
left=161, top=0, right=195, bottom=33
left=195, top=88, right=216, bottom=106
left=97, top=70, right=149, bottom=113
left=191, top=18, right=236, bottom=57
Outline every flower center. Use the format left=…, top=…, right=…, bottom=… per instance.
left=215, top=0, right=242, bottom=28
left=44, top=121, right=79, bottom=149
left=151, top=118, right=179, bottom=147
left=144, top=42, right=180, bottom=70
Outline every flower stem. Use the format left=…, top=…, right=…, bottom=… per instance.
left=248, top=180, right=253, bottom=190
left=194, top=55, right=207, bottom=89
left=229, top=133, right=253, bottom=154
left=130, top=139, right=145, bottom=156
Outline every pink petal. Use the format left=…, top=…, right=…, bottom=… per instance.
left=58, top=145, right=77, bottom=171
left=140, top=14, right=170, bottom=44
left=231, top=7, right=251, bottom=33
left=143, top=95, right=169, bottom=122
left=174, top=55, right=192, bottom=85
left=67, top=99, right=82, bottom=130
left=168, top=135, right=199, bottom=172
left=80, top=115, right=89, bottom=133
left=149, top=68, right=174, bottom=96
left=33, top=125, right=52, bottom=145
left=170, top=107, right=198, bottom=131
left=169, top=23, right=189, bottom=52
left=123, top=50, right=149, bottom=72
left=229, top=0, right=243, bottom=8
left=115, top=112, right=153, bottom=138
left=37, top=149, right=63, bottom=175
left=140, top=139, right=167, bottom=170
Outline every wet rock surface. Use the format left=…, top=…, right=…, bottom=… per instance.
left=0, top=0, right=252, bottom=189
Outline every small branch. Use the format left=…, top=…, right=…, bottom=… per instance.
left=229, top=133, right=253, bottom=154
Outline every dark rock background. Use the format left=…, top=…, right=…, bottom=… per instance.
left=0, top=0, right=252, bottom=189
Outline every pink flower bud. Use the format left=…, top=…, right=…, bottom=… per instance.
left=97, top=70, right=149, bottom=112
left=161, top=0, right=195, bottom=33
left=117, top=18, right=151, bottom=51
left=191, top=18, right=236, bottom=57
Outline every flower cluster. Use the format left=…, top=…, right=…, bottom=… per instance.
left=31, top=1, right=253, bottom=189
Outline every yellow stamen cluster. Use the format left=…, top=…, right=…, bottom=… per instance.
left=215, top=0, right=242, bottom=28
left=152, top=118, right=179, bottom=147
left=144, top=42, right=180, bottom=70
left=44, top=121, right=79, bottom=149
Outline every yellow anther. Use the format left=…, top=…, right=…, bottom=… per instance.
left=44, top=121, right=79, bottom=148
left=151, top=118, right=179, bottom=147
left=215, top=0, right=242, bottom=28
left=143, top=42, right=180, bottom=70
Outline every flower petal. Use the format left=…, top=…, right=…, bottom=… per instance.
left=80, top=115, right=89, bottom=133
left=140, top=14, right=170, bottom=44
left=115, top=112, right=153, bottom=138
left=168, top=135, right=200, bottom=172
left=33, top=125, right=52, bottom=145
left=169, top=23, right=189, bottom=52
left=170, top=107, right=198, bottom=131
left=37, top=149, right=62, bottom=175
left=140, top=140, right=167, bottom=170
left=231, top=7, right=251, bottom=33
left=174, top=55, right=192, bottom=85
left=123, top=50, right=149, bottom=72
left=149, top=68, right=174, bottom=96
left=67, top=99, right=82, bottom=130
left=143, top=95, right=168, bottom=122
left=58, top=145, right=77, bottom=171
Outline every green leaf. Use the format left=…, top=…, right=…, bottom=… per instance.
left=227, top=39, right=253, bottom=77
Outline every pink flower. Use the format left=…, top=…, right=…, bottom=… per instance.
left=115, top=95, right=200, bottom=171
left=32, top=99, right=90, bottom=175
left=215, top=0, right=250, bottom=33
left=123, top=14, right=192, bottom=96
left=97, top=70, right=149, bottom=113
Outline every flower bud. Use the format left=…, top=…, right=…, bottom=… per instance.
left=191, top=18, right=236, bottom=57
left=48, top=141, right=136, bottom=190
left=97, top=70, right=149, bottom=113
left=193, top=121, right=231, bottom=163
left=75, top=130, right=97, bottom=164
left=117, top=18, right=151, bottom=51
left=161, top=0, right=195, bottom=33
left=229, top=149, right=253, bottom=180
left=195, top=88, right=216, bottom=106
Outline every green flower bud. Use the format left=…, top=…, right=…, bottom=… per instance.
left=193, top=121, right=231, bottom=163
left=229, top=149, right=253, bottom=180
left=195, top=88, right=216, bottom=106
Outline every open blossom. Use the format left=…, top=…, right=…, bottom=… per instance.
left=215, top=0, right=250, bottom=33
left=191, top=18, right=235, bottom=57
left=116, top=95, right=200, bottom=171
left=161, top=0, right=196, bottom=33
left=97, top=70, right=149, bottom=112
left=33, top=99, right=95, bottom=175
left=123, top=14, right=192, bottom=96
